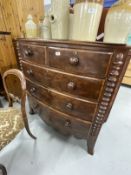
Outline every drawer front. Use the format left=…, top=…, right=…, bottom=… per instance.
left=28, top=95, right=91, bottom=139
left=19, top=44, right=45, bottom=65
left=22, top=61, right=104, bottom=101
left=47, top=47, right=113, bottom=78
left=27, top=80, right=97, bottom=122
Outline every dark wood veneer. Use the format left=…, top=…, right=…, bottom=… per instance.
left=22, top=61, right=104, bottom=101
left=47, top=47, right=113, bottom=78
left=28, top=94, right=92, bottom=139
left=19, top=43, right=46, bottom=65
left=26, top=79, right=97, bottom=122
left=16, top=38, right=130, bottom=155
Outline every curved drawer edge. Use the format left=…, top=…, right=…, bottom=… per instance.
left=28, top=93, right=92, bottom=139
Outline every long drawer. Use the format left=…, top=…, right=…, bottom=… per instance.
left=28, top=94, right=91, bottom=139
left=26, top=79, right=97, bottom=122
left=22, top=61, right=105, bottom=102
left=47, top=47, right=113, bottom=78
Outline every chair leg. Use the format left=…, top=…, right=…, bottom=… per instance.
left=22, top=113, right=37, bottom=140
left=24, top=120, right=37, bottom=140
left=0, top=164, right=7, bottom=175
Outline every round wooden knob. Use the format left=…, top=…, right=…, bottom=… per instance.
left=67, top=82, right=76, bottom=90
left=64, top=120, right=71, bottom=128
left=27, top=69, right=33, bottom=75
left=30, top=87, right=36, bottom=93
left=24, top=49, right=33, bottom=56
left=69, top=57, right=79, bottom=65
left=66, top=102, right=73, bottom=110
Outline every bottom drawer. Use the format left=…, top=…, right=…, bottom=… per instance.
left=28, top=95, right=91, bottom=139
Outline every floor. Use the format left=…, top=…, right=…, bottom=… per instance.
left=0, top=86, right=131, bottom=175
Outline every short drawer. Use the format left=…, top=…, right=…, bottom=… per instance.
left=22, top=61, right=104, bottom=101
left=28, top=95, right=91, bottom=139
left=47, top=47, right=113, bottom=78
left=26, top=80, right=97, bottom=122
left=19, top=43, right=45, bottom=65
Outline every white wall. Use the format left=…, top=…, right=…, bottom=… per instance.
left=44, top=0, right=75, bottom=10
left=44, top=0, right=75, bottom=5
left=44, top=0, right=51, bottom=5
left=44, top=0, right=51, bottom=12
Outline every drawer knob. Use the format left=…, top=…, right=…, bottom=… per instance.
left=69, top=57, right=79, bottom=65
left=24, top=49, right=33, bottom=56
left=27, top=69, right=33, bottom=75
left=66, top=103, right=73, bottom=110
left=64, top=120, right=71, bottom=128
left=30, top=87, right=36, bottom=93
left=67, top=82, right=76, bottom=90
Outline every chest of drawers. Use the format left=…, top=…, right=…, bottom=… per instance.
left=17, top=39, right=130, bottom=155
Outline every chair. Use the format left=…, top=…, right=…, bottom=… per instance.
left=0, top=69, right=36, bottom=174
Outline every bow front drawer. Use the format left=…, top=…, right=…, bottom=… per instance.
left=28, top=95, right=92, bottom=139
left=26, top=80, right=97, bottom=122
left=22, top=61, right=104, bottom=101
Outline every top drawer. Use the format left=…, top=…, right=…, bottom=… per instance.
left=47, top=47, right=113, bottom=78
left=19, top=44, right=45, bottom=65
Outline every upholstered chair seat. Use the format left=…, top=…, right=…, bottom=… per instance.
left=0, top=107, right=24, bottom=150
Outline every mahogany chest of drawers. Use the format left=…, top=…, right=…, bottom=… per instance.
left=17, top=39, right=130, bottom=155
